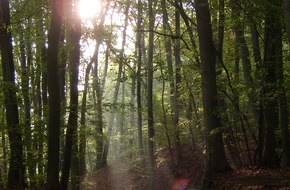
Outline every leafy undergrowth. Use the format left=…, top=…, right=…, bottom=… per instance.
left=81, top=145, right=290, bottom=189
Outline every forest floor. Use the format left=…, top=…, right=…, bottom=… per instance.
left=81, top=144, right=290, bottom=190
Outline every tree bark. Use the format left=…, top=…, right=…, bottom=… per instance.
left=60, top=0, right=81, bottom=188
left=231, top=0, right=259, bottom=126
left=283, top=0, right=290, bottom=45
left=161, top=0, right=178, bottom=164
left=281, top=3, right=290, bottom=166
left=0, top=0, right=25, bottom=188
left=147, top=0, right=155, bottom=172
left=46, top=0, right=64, bottom=188
left=102, top=2, right=130, bottom=165
left=59, top=28, right=67, bottom=171
left=174, top=7, right=182, bottom=163
left=19, top=23, right=35, bottom=186
left=79, top=59, right=93, bottom=176
left=194, top=0, right=231, bottom=188
left=35, top=11, right=47, bottom=180
left=136, top=0, right=144, bottom=157
left=260, top=0, right=281, bottom=167
left=129, top=57, right=137, bottom=159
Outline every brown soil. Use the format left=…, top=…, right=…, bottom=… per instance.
left=216, top=168, right=290, bottom=189
left=82, top=144, right=204, bottom=190
left=81, top=145, right=290, bottom=190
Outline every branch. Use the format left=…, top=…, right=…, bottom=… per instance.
left=137, top=29, right=191, bottom=50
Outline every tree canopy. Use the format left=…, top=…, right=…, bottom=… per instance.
left=0, top=0, right=290, bottom=189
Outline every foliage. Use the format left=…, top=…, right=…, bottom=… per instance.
left=0, top=0, right=290, bottom=188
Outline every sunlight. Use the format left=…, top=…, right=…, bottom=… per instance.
left=78, top=0, right=101, bottom=20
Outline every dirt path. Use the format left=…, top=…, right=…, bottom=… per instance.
left=82, top=162, right=144, bottom=190
left=81, top=146, right=204, bottom=190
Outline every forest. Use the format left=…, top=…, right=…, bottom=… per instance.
left=1, top=0, right=290, bottom=189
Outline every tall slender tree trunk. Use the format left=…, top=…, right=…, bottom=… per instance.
left=136, top=0, right=144, bottom=158
left=1, top=107, right=7, bottom=182
left=161, top=0, right=177, bottom=165
left=35, top=12, right=47, bottom=180
left=260, top=0, right=281, bottom=167
left=174, top=7, right=182, bottom=163
left=92, top=42, right=104, bottom=168
left=160, top=64, right=175, bottom=166
left=79, top=4, right=108, bottom=172
left=0, top=0, right=25, bottom=188
left=59, top=28, right=67, bottom=171
left=231, top=0, right=259, bottom=126
left=60, top=0, right=81, bottom=188
left=119, top=73, right=126, bottom=158
left=147, top=0, right=155, bottom=172
left=194, top=0, right=231, bottom=188
left=283, top=0, right=290, bottom=45
left=79, top=59, right=93, bottom=176
left=46, top=0, right=64, bottom=189
left=103, top=2, right=130, bottom=165
left=129, top=59, right=137, bottom=159
left=276, top=35, right=290, bottom=167
left=147, top=1, right=155, bottom=189
left=19, top=23, right=35, bottom=186
left=281, top=0, right=290, bottom=167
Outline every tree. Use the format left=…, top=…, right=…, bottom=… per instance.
left=173, top=5, right=182, bottom=163
left=283, top=0, right=290, bottom=45
left=231, top=0, right=259, bottom=126
left=60, top=0, right=81, bottom=188
left=103, top=1, right=130, bottom=165
left=1, top=0, right=290, bottom=188
left=194, top=0, right=231, bottom=188
left=258, top=0, right=281, bottom=168
left=34, top=9, right=47, bottom=181
left=18, top=18, right=35, bottom=187
left=0, top=0, right=25, bottom=188
left=136, top=0, right=145, bottom=158
left=147, top=0, right=155, bottom=172
left=46, top=0, right=64, bottom=188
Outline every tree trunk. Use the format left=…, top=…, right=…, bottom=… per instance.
left=60, top=1, right=81, bottom=188
left=161, top=0, right=178, bottom=164
left=231, top=0, right=259, bottom=126
left=35, top=12, right=47, bottom=180
left=102, top=2, right=130, bottom=165
left=46, top=0, right=64, bottom=188
left=59, top=28, right=67, bottom=171
left=119, top=73, right=126, bottom=159
left=91, top=45, right=104, bottom=169
left=281, top=1, right=290, bottom=166
left=79, top=59, right=93, bottom=176
left=1, top=108, right=7, bottom=183
left=19, top=23, right=35, bottom=186
left=283, top=0, right=290, bottom=45
left=147, top=0, right=155, bottom=172
left=194, top=0, right=231, bottom=188
left=129, top=59, right=137, bottom=159
left=160, top=64, right=175, bottom=166
left=0, top=0, right=25, bottom=188
left=136, top=0, right=144, bottom=158
left=174, top=7, right=182, bottom=163
left=260, top=0, right=281, bottom=167
left=276, top=2, right=290, bottom=164
left=276, top=41, right=290, bottom=167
